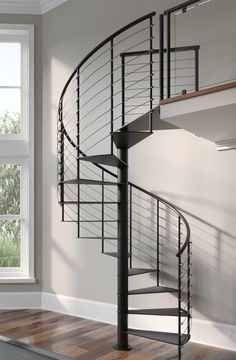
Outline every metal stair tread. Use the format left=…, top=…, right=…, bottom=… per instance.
left=112, top=131, right=152, bottom=149
left=128, top=308, right=189, bottom=317
left=127, top=329, right=190, bottom=346
left=61, top=178, right=122, bottom=186
left=103, top=252, right=131, bottom=258
left=118, top=106, right=178, bottom=132
left=128, top=268, right=157, bottom=276
left=128, top=286, right=178, bottom=295
left=78, top=154, right=127, bottom=167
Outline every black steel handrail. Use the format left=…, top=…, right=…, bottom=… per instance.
left=59, top=11, right=156, bottom=101
left=163, top=0, right=202, bottom=14
left=60, top=124, right=190, bottom=258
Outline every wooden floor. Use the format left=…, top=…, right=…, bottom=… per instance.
left=0, top=310, right=235, bottom=360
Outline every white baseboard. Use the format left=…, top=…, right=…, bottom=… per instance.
left=41, top=292, right=117, bottom=325
left=0, top=291, right=235, bottom=352
left=0, top=292, right=41, bottom=309
left=191, top=318, right=236, bottom=352
left=42, top=292, right=236, bottom=352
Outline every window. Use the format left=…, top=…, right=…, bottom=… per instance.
left=0, top=25, right=34, bottom=282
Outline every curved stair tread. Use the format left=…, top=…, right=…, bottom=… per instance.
left=78, top=154, right=127, bottom=167
left=127, top=329, right=190, bottom=346
left=118, top=106, right=178, bottom=132
left=128, top=268, right=157, bottom=276
left=128, top=286, right=178, bottom=295
left=128, top=308, right=188, bottom=317
left=112, top=131, right=152, bottom=149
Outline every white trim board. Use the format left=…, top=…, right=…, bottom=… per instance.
left=0, top=291, right=235, bottom=352
left=0, top=0, right=68, bottom=15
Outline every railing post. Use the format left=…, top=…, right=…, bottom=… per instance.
left=149, top=16, right=153, bottom=131
left=195, top=48, right=199, bottom=91
left=102, top=170, right=105, bottom=252
left=77, top=68, right=80, bottom=238
left=159, top=14, right=164, bottom=101
left=114, top=147, right=131, bottom=351
left=156, top=199, right=160, bottom=286
left=167, top=12, right=171, bottom=98
left=110, top=39, right=114, bottom=154
left=121, top=54, right=125, bottom=126
left=178, top=216, right=182, bottom=360
left=59, top=99, right=64, bottom=222
left=187, top=240, right=191, bottom=335
left=129, top=185, right=132, bottom=269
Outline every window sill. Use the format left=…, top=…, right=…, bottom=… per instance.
left=0, top=277, right=36, bottom=284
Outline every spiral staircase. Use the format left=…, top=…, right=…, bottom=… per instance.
left=57, top=8, right=195, bottom=360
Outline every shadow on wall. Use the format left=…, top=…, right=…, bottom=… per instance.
left=154, top=191, right=236, bottom=328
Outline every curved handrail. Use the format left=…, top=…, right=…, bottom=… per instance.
left=59, top=11, right=156, bottom=101
left=59, top=125, right=190, bottom=257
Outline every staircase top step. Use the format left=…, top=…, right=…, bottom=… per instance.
left=61, top=179, right=121, bottom=186
left=117, top=106, right=177, bottom=133
left=120, top=107, right=159, bottom=132
left=78, top=154, right=127, bottom=167
left=112, top=131, right=152, bottom=149
left=128, top=268, right=157, bottom=276
left=128, top=286, right=178, bottom=295
left=127, top=329, right=190, bottom=346
left=128, top=308, right=188, bottom=317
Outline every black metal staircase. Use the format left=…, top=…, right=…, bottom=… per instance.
left=57, top=9, right=196, bottom=359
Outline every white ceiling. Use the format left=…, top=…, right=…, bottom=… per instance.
left=0, top=0, right=68, bottom=15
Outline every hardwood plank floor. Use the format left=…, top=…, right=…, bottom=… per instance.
left=0, top=310, right=234, bottom=360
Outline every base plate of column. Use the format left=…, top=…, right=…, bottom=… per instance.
left=113, top=344, right=132, bottom=351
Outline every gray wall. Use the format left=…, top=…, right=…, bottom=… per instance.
left=0, top=14, right=42, bottom=292
left=42, top=0, right=236, bottom=327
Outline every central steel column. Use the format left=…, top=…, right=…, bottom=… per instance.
left=114, top=146, right=131, bottom=350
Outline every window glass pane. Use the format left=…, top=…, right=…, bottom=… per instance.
left=0, top=89, right=21, bottom=134
left=0, top=42, right=21, bottom=87
left=0, top=165, right=20, bottom=215
left=0, top=220, right=20, bottom=267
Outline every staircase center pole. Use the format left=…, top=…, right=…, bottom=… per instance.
left=114, top=146, right=131, bottom=351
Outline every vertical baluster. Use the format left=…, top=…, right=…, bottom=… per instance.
left=187, top=240, right=191, bottom=335
left=77, top=69, right=80, bottom=237
left=195, top=47, right=199, bottom=92
left=121, top=54, right=125, bottom=126
left=167, top=12, right=171, bottom=98
left=159, top=14, right=164, bottom=101
left=178, top=216, right=182, bottom=360
left=156, top=199, right=160, bottom=286
left=110, top=39, right=114, bottom=154
left=102, top=170, right=105, bottom=253
left=129, top=186, right=132, bottom=268
left=149, top=16, right=153, bottom=131
left=59, top=100, right=64, bottom=222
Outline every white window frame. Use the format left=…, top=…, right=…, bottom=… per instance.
left=0, top=24, right=34, bottom=283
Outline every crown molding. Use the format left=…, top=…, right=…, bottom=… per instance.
left=39, top=0, right=68, bottom=14
left=0, top=0, right=68, bottom=15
